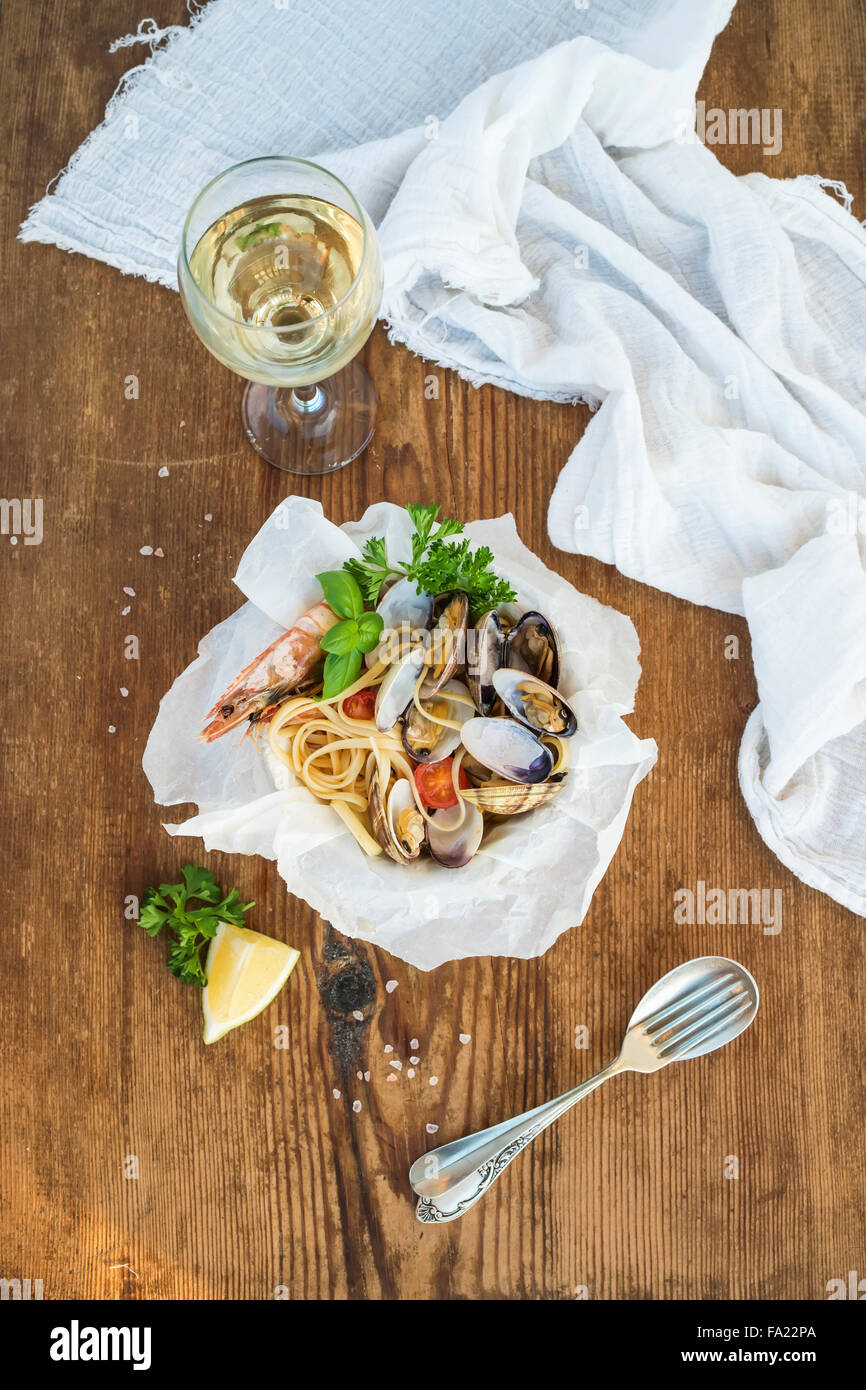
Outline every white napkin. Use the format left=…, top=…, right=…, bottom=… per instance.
left=23, top=0, right=866, bottom=918
left=143, top=498, right=657, bottom=970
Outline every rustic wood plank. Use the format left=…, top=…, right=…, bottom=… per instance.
left=1, top=0, right=864, bottom=1300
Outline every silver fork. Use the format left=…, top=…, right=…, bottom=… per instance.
left=409, top=955, right=759, bottom=1223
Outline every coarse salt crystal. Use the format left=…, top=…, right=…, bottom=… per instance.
left=410, top=1038, right=419, bottom=1049
left=363, top=1071, right=370, bottom=1082
left=158, top=466, right=169, bottom=478
left=386, top=1073, right=397, bottom=1083
left=426, top=1124, right=439, bottom=1135
left=389, top=1059, right=402, bottom=1071
left=409, top=1056, right=420, bottom=1065
left=121, top=605, right=130, bottom=615
left=352, top=1100, right=362, bottom=1113
left=429, top=1076, right=438, bottom=1086
left=332, top=1089, right=341, bottom=1100
left=204, top=513, right=213, bottom=522
left=123, top=587, right=135, bottom=596
left=384, top=1044, right=393, bottom=1053
left=154, top=547, right=164, bottom=558
left=385, top=979, right=398, bottom=993
left=459, top=1033, right=471, bottom=1045
left=108, top=725, right=116, bottom=734
left=352, top=1010, right=363, bottom=1021
left=407, top=1068, right=415, bottom=1078
left=139, top=546, right=153, bottom=556
left=120, top=688, right=129, bottom=698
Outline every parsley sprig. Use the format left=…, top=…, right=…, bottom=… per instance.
left=138, top=864, right=254, bottom=987
left=342, top=503, right=516, bottom=619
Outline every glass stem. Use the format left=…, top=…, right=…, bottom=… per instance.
left=289, top=383, right=325, bottom=415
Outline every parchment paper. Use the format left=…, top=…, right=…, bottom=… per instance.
left=143, top=498, right=657, bottom=970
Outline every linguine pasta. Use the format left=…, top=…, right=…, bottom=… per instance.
left=267, top=658, right=480, bottom=857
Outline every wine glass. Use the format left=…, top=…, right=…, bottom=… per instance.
left=178, top=156, right=383, bottom=475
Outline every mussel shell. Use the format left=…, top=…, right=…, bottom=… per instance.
left=375, top=647, right=424, bottom=732
left=460, top=775, right=565, bottom=816
left=460, top=716, right=554, bottom=785
left=427, top=801, right=484, bottom=868
left=492, top=668, right=577, bottom=738
left=401, top=679, right=473, bottom=763
left=506, top=610, right=561, bottom=689
left=422, top=591, right=468, bottom=696
left=467, top=609, right=504, bottom=715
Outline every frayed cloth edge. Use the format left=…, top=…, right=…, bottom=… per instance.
left=18, top=1, right=212, bottom=229
left=383, top=317, right=600, bottom=409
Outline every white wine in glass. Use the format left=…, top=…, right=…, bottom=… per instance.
left=178, top=158, right=383, bottom=475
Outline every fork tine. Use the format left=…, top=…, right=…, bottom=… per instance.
left=655, top=990, right=749, bottom=1050
left=656, top=996, right=754, bottom=1060
left=644, top=981, right=741, bottom=1044
left=642, top=972, right=736, bottom=1035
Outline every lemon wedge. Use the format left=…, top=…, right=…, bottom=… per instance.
left=202, top=921, right=300, bottom=1044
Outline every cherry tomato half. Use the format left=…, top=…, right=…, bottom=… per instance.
left=414, top=757, right=469, bottom=811
left=342, top=688, right=377, bottom=721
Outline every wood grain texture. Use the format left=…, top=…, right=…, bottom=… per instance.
left=1, top=0, right=864, bottom=1301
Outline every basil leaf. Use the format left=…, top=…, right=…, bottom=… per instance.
left=316, top=570, right=363, bottom=620
left=355, top=611, right=384, bottom=654
left=320, top=619, right=360, bottom=655
left=321, top=649, right=363, bottom=699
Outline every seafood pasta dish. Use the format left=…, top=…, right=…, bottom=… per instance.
left=201, top=505, right=578, bottom=870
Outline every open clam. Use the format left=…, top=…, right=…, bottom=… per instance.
left=401, top=679, right=474, bottom=763
left=375, top=647, right=424, bottom=732
left=492, top=668, right=577, bottom=738
left=422, top=591, right=468, bottom=696
left=367, top=765, right=426, bottom=863
left=460, top=775, right=565, bottom=816
left=467, top=609, right=504, bottom=715
left=506, top=610, right=561, bottom=689
left=366, top=578, right=434, bottom=668
left=427, top=801, right=484, bottom=868
left=460, top=716, right=554, bottom=785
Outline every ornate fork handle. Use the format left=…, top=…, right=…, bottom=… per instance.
left=412, top=1062, right=624, bottom=1224
left=416, top=1126, right=544, bottom=1223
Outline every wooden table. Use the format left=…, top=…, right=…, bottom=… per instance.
left=3, top=1, right=864, bottom=1301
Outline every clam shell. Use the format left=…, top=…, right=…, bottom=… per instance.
left=427, top=801, right=484, bottom=868
left=387, top=778, right=425, bottom=859
left=492, top=668, right=577, bottom=738
left=401, top=679, right=473, bottom=763
left=375, top=647, right=424, bottom=731
left=366, top=578, right=434, bottom=669
left=376, top=576, right=435, bottom=630
left=422, top=591, right=468, bottom=695
left=366, top=762, right=425, bottom=862
left=506, top=610, right=561, bottom=689
left=460, top=716, right=554, bottom=785
left=460, top=776, right=565, bottom=816
left=467, top=609, right=504, bottom=715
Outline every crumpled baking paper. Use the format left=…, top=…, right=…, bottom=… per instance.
left=143, top=498, right=657, bottom=970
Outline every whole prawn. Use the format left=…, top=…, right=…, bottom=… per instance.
left=201, top=601, right=339, bottom=742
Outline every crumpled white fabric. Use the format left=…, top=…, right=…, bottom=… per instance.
left=142, top=498, right=657, bottom=970
left=22, top=0, right=866, bottom=917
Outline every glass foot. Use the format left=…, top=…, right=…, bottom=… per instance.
left=242, top=360, right=377, bottom=475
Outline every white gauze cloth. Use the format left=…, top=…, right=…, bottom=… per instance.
left=22, top=0, right=866, bottom=917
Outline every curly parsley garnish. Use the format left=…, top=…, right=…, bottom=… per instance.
left=138, top=864, right=254, bottom=987
left=342, top=503, right=516, bottom=619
